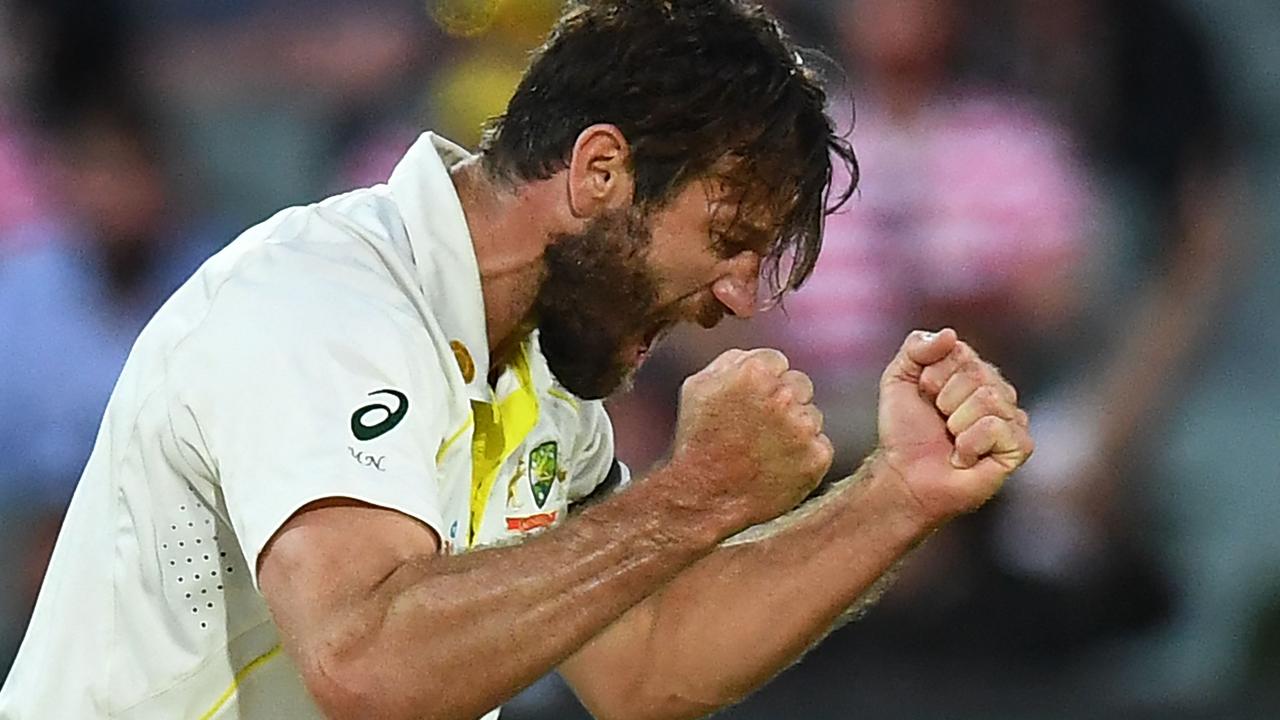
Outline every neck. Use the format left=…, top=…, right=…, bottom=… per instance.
left=449, top=158, right=554, bottom=377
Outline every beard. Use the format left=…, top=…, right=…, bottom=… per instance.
left=534, top=208, right=663, bottom=400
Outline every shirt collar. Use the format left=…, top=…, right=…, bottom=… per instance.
left=387, top=132, right=493, bottom=401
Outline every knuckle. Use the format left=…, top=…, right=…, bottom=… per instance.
left=979, top=388, right=1008, bottom=415
left=786, top=368, right=813, bottom=388
left=812, top=436, right=835, bottom=467
left=972, top=360, right=996, bottom=380
left=679, top=376, right=702, bottom=398
left=817, top=448, right=834, bottom=472
left=773, top=387, right=796, bottom=409
left=732, top=367, right=766, bottom=392
left=960, top=358, right=984, bottom=379
left=742, top=357, right=771, bottom=378
left=978, top=415, right=1005, bottom=433
left=747, top=348, right=784, bottom=367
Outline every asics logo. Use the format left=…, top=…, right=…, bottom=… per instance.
left=351, top=389, right=409, bottom=441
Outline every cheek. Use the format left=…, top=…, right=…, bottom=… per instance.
left=650, top=271, right=714, bottom=319
left=642, top=203, right=726, bottom=300
left=650, top=241, right=722, bottom=295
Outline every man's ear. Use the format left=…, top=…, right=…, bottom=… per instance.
left=565, top=124, right=635, bottom=218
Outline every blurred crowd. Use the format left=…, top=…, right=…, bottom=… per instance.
left=1, top=0, right=1277, bottom=718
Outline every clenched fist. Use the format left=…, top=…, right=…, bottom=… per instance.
left=670, top=348, right=833, bottom=534
left=877, top=329, right=1035, bottom=527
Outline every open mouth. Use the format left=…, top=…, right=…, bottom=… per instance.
left=634, top=322, right=668, bottom=362
left=642, top=325, right=661, bottom=349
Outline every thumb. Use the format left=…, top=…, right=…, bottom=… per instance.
left=890, top=328, right=958, bottom=382
left=949, top=456, right=1012, bottom=509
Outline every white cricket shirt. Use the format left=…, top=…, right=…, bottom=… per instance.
left=0, top=134, right=625, bottom=719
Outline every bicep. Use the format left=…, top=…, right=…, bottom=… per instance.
left=258, top=499, right=441, bottom=657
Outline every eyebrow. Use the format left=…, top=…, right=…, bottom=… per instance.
left=717, top=207, right=775, bottom=249
left=704, top=182, right=781, bottom=254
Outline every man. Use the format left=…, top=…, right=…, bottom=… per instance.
left=0, top=2, right=1032, bottom=718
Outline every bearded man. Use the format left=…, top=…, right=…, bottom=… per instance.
left=0, top=2, right=1032, bottom=718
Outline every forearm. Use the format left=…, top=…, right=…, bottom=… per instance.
left=1094, top=165, right=1238, bottom=456
left=308, top=467, right=726, bottom=720
left=567, top=453, right=930, bottom=719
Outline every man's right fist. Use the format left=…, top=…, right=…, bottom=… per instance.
left=669, top=348, right=833, bottom=534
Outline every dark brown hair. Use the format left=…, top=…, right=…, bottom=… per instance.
left=480, top=0, right=858, bottom=297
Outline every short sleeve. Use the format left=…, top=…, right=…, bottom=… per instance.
left=565, top=400, right=630, bottom=506
left=177, top=252, right=450, bottom=588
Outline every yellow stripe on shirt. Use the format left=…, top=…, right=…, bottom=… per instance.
left=468, top=343, right=539, bottom=546
left=436, top=415, right=475, bottom=465
left=196, top=644, right=283, bottom=720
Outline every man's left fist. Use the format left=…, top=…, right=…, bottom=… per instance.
left=877, top=328, right=1035, bottom=525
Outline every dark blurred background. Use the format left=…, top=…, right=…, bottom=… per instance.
left=1, top=1, right=1278, bottom=718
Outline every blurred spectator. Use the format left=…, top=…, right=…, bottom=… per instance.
left=0, top=100, right=223, bottom=505
left=991, top=0, right=1242, bottom=574
left=1, top=0, right=219, bottom=504
left=141, top=0, right=434, bottom=225
left=989, top=0, right=1254, bottom=705
left=0, top=100, right=225, bottom=675
left=0, top=114, right=47, bottom=254
left=0, top=1, right=50, bottom=252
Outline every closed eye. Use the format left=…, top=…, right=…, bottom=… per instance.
left=712, top=227, right=773, bottom=260
left=710, top=231, right=739, bottom=259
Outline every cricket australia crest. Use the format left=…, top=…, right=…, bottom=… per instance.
left=528, top=441, right=558, bottom=508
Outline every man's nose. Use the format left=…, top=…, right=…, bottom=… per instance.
left=710, top=252, right=761, bottom=319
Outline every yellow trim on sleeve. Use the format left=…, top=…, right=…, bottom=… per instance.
left=468, top=343, right=539, bottom=546
left=196, top=644, right=283, bottom=720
